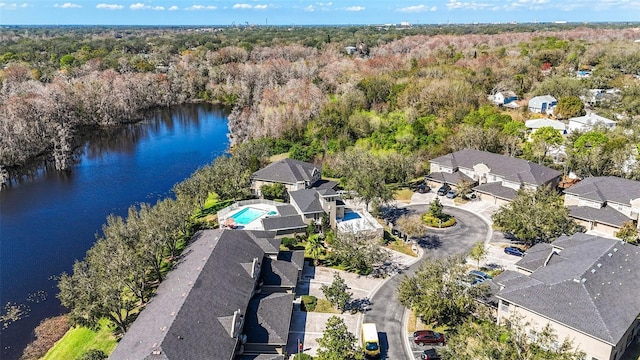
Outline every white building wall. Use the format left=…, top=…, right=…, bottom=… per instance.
left=497, top=300, right=615, bottom=360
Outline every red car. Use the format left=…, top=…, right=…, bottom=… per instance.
left=413, top=330, right=446, bottom=346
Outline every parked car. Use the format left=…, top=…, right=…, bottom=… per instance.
left=413, top=330, right=446, bottom=346
left=420, top=348, right=441, bottom=360
left=436, top=184, right=450, bottom=196
left=469, top=270, right=493, bottom=281
left=504, top=246, right=525, bottom=257
left=418, top=183, right=430, bottom=193
left=463, top=274, right=485, bottom=286
left=445, top=189, right=456, bottom=199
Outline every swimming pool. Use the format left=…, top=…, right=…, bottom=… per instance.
left=342, top=212, right=362, bottom=221
left=230, top=207, right=267, bottom=225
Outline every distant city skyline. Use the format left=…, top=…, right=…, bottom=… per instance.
left=0, top=0, right=638, bottom=26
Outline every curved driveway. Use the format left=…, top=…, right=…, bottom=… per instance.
left=363, top=205, right=490, bottom=359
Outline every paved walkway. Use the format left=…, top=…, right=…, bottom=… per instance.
left=286, top=193, right=510, bottom=358
left=286, top=247, right=420, bottom=357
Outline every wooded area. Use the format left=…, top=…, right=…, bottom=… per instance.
left=2, top=24, right=640, bottom=188
left=4, top=23, right=640, bottom=358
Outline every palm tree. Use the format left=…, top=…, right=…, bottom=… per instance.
left=306, top=234, right=325, bottom=266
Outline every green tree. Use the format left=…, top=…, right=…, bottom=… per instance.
left=316, top=316, right=363, bottom=360
left=397, top=255, right=484, bottom=326
left=456, top=179, right=474, bottom=200
left=306, top=234, right=325, bottom=266
left=616, top=221, right=638, bottom=244
left=443, top=315, right=585, bottom=360
left=334, top=150, right=393, bottom=212
left=58, top=259, right=136, bottom=335
left=173, top=165, right=214, bottom=211
left=429, top=197, right=445, bottom=220
left=260, top=183, right=286, bottom=201
left=320, top=273, right=352, bottom=312
left=326, top=230, right=388, bottom=274
left=530, top=126, right=563, bottom=164
left=210, top=156, right=251, bottom=201
left=76, top=349, right=108, bottom=360
left=555, top=95, right=585, bottom=119
left=567, top=131, right=611, bottom=177
left=469, top=241, right=487, bottom=268
left=492, top=186, right=578, bottom=246
left=395, top=214, right=427, bottom=239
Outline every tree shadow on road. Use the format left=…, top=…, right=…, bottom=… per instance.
left=416, top=234, right=442, bottom=249
left=380, top=206, right=410, bottom=225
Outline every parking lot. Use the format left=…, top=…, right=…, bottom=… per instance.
left=475, top=242, right=523, bottom=271
left=408, top=340, right=445, bottom=359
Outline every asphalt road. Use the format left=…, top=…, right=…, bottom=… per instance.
left=364, top=205, right=490, bottom=360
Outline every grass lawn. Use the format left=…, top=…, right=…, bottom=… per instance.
left=42, top=318, right=117, bottom=360
left=408, top=309, right=449, bottom=334
left=313, top=299, right=341, bottom=314
left=269, top=152, right=290, bottom=162
left=387, top=239, right=417, bottom=257
left=393, top=188, right=414, bottom=203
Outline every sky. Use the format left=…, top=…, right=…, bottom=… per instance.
left=0, top=0, right=638, bottom=26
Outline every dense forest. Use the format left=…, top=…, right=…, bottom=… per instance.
left=2, top=24, right=640, bottom=188
left=3, top=23, right=640, bottom=359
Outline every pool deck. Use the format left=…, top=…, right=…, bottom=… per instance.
left=217, top=201, right=281, bottom=230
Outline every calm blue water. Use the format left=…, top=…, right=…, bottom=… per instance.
left=231, top=207, right=267, bottom=225
left=343, top=211, right=362, bottom=221
left=0, top=104, right=229, bottom=359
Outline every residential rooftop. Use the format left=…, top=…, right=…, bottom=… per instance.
left=496, top=233, right=640, bottom=345
left=430, top=149, right=561, bottom=186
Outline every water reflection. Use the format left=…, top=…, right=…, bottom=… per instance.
left=0, top=103, right=229, bottom=359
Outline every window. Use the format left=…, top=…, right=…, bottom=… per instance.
left=500, top=301, right=510, bottom=314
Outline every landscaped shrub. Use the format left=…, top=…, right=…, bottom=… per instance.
left=301, top=295, right=317, bottom=312
left=76, top=349, right=108, bottom=360
left=422, top=214, right=457, bottom=228
left=281, top=237, right=298, bottom=249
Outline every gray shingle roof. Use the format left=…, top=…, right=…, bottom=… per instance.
left=514, top=243, right=554, bottom=273
left=430, top=149, right=561, bottom=186
left=277, top=250, right=305, bottom=271
left=275, top=204, right=299, bottom=216
left=497, top=234, right=640, bottom=345
left=473, top=182, right=518, bottom=200
left=568, top=205, right=631, bottom=227
left=564, top=176, right=640, bottom=205
left=245, top=230, right=281, bottom=255
left=244, top=292, right=294, bottom=345
left=426, top=171, right=475, bottom=185
left=260, top=257, right=299, bottom=288
left=261, top=215, right=307, bottom=231
left=252, top=158, right=319, bottom=185
left=311, top=180, right=338, bottom=190
left=289, top=189, right=324, bottom=213
left=110, top=229, right=266, bottom=360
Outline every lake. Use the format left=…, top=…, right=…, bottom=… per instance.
left=0, top=104, right=230, bottom=359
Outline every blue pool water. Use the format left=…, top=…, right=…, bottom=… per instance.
left=267, top=210, right=278, bottom=216
left=343, top=212, right=362, bottom=221
left=231, top=207, right=267, bottom=225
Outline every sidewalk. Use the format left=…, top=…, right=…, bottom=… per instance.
left=287, top=191, right=504, bottom=358
left=286, top=246, right=421, bottom=357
